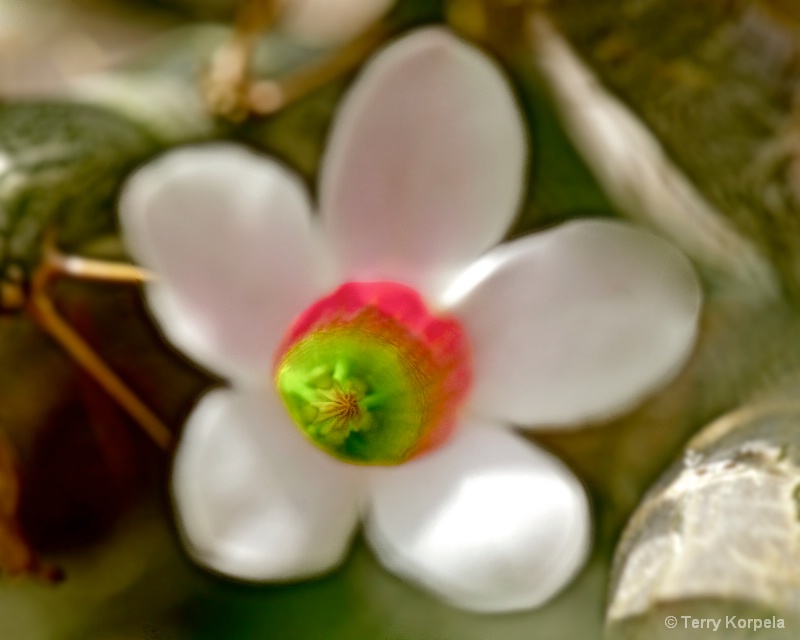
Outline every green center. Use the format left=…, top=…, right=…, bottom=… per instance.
left=275, top=324, right=427, bottom=465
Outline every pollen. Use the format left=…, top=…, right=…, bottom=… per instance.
left=309, top=379, right=372, bottom=444
left=319, top=388, right=361, bottom=424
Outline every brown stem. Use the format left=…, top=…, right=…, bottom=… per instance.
left=46, top=253, right=152, bottom=283
left=204, top=0, right=391, bottom=120
left=203, top=0, right=285, bottom=120
left=26, top=237, right=172, bottom=451
left=247, top=20, right=391, bottom=116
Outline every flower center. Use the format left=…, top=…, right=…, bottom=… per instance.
left=274, top=282, right=472, bottom=465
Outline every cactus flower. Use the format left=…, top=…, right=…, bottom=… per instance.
left=119, top=29, right=701, bottom=613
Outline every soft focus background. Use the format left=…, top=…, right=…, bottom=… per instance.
left=2, top=1, right=800, bottom=638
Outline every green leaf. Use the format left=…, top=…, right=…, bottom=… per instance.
left=0, top=103, right=160, bottom=274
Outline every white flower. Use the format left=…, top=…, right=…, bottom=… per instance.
left=119, top=29, right=701, bottom=613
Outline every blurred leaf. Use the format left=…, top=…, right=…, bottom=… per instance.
left=0, top=26, right=339, bottom=277
left=8, top=278, right=212, bottom=555
left=17, top=370, right=142, bottom=555
left=0, top=434, right=60, bottom=582
left=544, top=0, right=800, bottom=296
left=0, top=102, right=160, bottom=272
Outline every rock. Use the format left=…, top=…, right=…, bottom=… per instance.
left=607, top=403, right=800, bottom=639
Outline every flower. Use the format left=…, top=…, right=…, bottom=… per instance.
left=119, top=29, right=701, bottom=613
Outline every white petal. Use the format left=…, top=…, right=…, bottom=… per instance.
left=444, top=219, right=701, bottom=427
left=281, top=0, right=394, bottom=46
left=320, top=28, right=526, bottom=297
left=172, top=387, right=361, bottom=581
left=365, top=421, right=590, bottom=613
left=119, top=143, right=326, bottom=381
